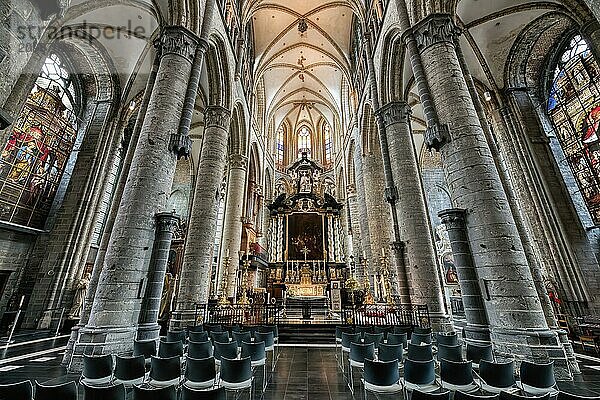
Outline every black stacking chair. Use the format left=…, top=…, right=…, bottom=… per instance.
left=82, top=354, right=113, bottom=386
left=402, top=359, right=438, bottom=393
left=158, top=340, right=184, bottom=358
left=435, top=332, right=459, bottom=346
left=364, top=332, right=384, bottom=347
left=258, top=325, right=279, bottom=362
left=34, top=381, right=78, bottom=400
left=0, top=380, right=32, bottom=400
left=81, top=382, right=125, bottom=400
left=184, top=356, right=216, bottom=389
left=374, top=325, right=393, bottom=339
left=394, top=325, right=412, bottom=338
left=437, top=343, right=464, bottom=362
left=335, top=325, right=354, bottom=366
left=557, top=393, right=600, bottom=400
left=233, top=331, right=252, bottom=348
left=411, top=332, right=432, bottom=345
left=132, top=385, right=177, bottom=400
left=210, top=330, right=230, bottom=343
left=254, top=331, right=275, bottom=371
left=499, top=392, right=550, bottom=400
left=181, top=386, right=226, bottom=400
left=242, top=341, right=267, bottom=392
left=113, top=355, right=146, bottom=387
left=439, top=359, right=478, bottom=392
left=411, top=389, right=450, bottom=400
left=349, top=342, right=375, bottom=394
left=187, top=340, right=213, bottom=359
left=362, top=358, right=403, bottom=398
left=148, top=356, right=181, bottom=388
left=466, top=343, right=494, bottom=368
left=341, top=332, right=362, bottom=374
left=378, top=342, right=404, bottom=363
left=188, top=331, right=208, bottom=342
left=455, top=391, right=500, bottom=400
left=407, top=343, right=434, bottom=361
left=517, top=360, right=558, bottom=396
left=187, top=325, right=204, bottom=333
left=204, top=324, right=223, bottom=333
left=477, top=359, right=516, bottom=394
left=355, top=325, right=373, bottom=336
left=166, top=330, right=186, bottom=343
left=220, top=356, right=254, bottom=400
left=387, top=332, right=408, bottom=348
left=413, top=327, right=432, bottom=335
left=133, top=339, right=157, bottom=366
left=213, top=341, right=238, bottom=367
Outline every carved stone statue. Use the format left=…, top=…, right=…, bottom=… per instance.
left=69, top=272, right=91, bottom=319
left=299, top=170, right=312, bottom=193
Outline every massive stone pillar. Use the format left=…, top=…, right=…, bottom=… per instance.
left=80, top=26, right=199, bottom=353
left=137, top=212, right=180, bottom=340
left=174, top=105, right=231, bottom=325
left=438, top=209, right=490, bottom=343
left=413, top=14, right=569, bottom=375
left=218, top=154, right=248, bottom=297
left=379, top=101, right=445, bottom=317
left=352, top=130, right=373, bottom=280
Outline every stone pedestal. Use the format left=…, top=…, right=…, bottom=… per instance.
left=77, top=26, right=198, bottom=359
left=173, top=105, right=231, bottom=327
left=438, top=208, right=490, bottom=343
left=137, top=212, right=180, bottom=341
left=218, top=154, right=248, bottom=297
left=414, top=13, right=570, bottom=378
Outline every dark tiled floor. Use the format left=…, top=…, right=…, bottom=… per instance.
left=1, top=338, right=600, bottom=399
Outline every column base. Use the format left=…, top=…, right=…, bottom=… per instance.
left=429, top=311, right=452, bottom=332
left=68, top=325, right=137, bottom=372
left=463, top=324, right=491, bottom=344
left=62, top=323, right=83, bottom=366
left=136, top=323, right=161, bottom=341
left=492, top=327, right=573, bottom=381
left=169, top=308, right=204, bottom=331
left=556, top=329, right=581, bottom=375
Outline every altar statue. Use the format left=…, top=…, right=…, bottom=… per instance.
left=299, top=170, right=312, bottom=193
left=69, top=272, right=91, bottom=319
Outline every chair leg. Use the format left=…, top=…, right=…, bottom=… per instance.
left=349, top=362, right=354, bottom=394
left=263, top=363, right=267, bottom=392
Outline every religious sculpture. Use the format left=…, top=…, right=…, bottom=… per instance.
left=299, top=170, right=312, bottom=193
left=68, top=272, right=91, bottom=319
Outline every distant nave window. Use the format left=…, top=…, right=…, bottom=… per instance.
left=548, top=35, right=600, bottom=224
left=324, top=122, right=333, bottom=165
left=298, top=126, right=311, bottom=158
left=0, top=54, right=78, bottom=229
left=276, top=125, right=284, bottom=166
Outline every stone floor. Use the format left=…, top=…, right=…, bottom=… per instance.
left=0, top=336, right=600, bottom=399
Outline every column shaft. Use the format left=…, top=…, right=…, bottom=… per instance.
left=174, top=105, right=231, bottom=323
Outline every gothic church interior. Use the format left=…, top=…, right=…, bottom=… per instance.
left=1, top=0, right=600, bottom=397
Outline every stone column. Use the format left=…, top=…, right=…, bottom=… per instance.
left=413, top=14, right=569, bottom=373
left=379, top=101, right=445, bottom=318
left=80, top=26, right=198, bottom=354
left=174, top=105, right=231, bottom=325
left=137, top=212, right=180, bottom=340
left=219, top=153, right=248, bottom=297
left=352, top=134, right=374, bottom=280
left=438, top=209, right=490, bottom=343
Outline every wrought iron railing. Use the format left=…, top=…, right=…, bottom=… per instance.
left=341, top=304, right=430, bottom=327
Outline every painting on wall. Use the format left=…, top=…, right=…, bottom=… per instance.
left=286, top=213, right=324, bottom=261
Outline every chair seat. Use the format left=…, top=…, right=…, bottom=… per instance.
left=149, top=377, right=180, bottom=388
left=403, top=380, right=438, bottom=393
left=479, top=382, right=517, bottom=394
left=81, top=376, right=112, bottom=386
left=440, top=380, right=479, bottom=393
left=113, top=376, right=145, bottom=387
left=517, top=381, right=559, bottom=396
left=363, top=379, right=403, bottom=394
left=184, top=379, right=215, bottom=390
left=342, top=346, right=350, bottom=353
left=251, top=359, right=266, bottom=367
left=221, top=378, right=253, bottom=390
left=349, top=359, right=364, bottom=368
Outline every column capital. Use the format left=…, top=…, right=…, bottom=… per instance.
left=204, top=105, right=231, bottom=130
left=438, top=208, right=467, bottom=229
left=229, top=153, right=248, bottom=170
left=377, top=102, right=411, bottom=127
left=413, top=14, right=461, bottom=53
left=581, top=19, right=600, bottom=37
left=155, top=211, right=181, bottom=233
left=424, top=122, right=451, bottom=151
left=158, top=26, right=200, bottom=62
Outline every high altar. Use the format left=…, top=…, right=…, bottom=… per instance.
left=267, top=153, right=348, bottom=301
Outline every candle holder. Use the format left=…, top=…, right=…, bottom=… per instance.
left=362, top=257, right=375, bottom=305
left=238, top=255, right=251, bottom=307
left=379, top=251, right=394, bottom=305
left=218, top=256, right=232, bottom=307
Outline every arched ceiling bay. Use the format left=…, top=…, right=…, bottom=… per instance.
left=249, top=0, right=355, bottom=133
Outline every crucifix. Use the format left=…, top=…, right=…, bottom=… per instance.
left=301, top=246, right=310, bottom=263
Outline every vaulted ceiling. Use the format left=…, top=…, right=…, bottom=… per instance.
left=248, top=0, right=355, bottom=134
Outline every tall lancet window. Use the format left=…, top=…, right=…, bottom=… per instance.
left=276, top=125, right=284, bottom=167
left=298, top=126, right=311, bottom=158
left=548, top=35, right=600, bottom=223
left=324, top=122, right=333, bottom=165
left=0, top=54, right=78, bottom=230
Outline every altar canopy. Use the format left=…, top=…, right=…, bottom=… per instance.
left=267, top=153, right=347, bottom=299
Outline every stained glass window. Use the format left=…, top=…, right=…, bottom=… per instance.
left=298, top=126, right=311, bottom=158
left=547, top=35, right=600, bottom=224
left=324, top=122, right=333, bottom=165
left=0, top=54, right=78, bottom=229
left=276, top=125, right=284, bottom=166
